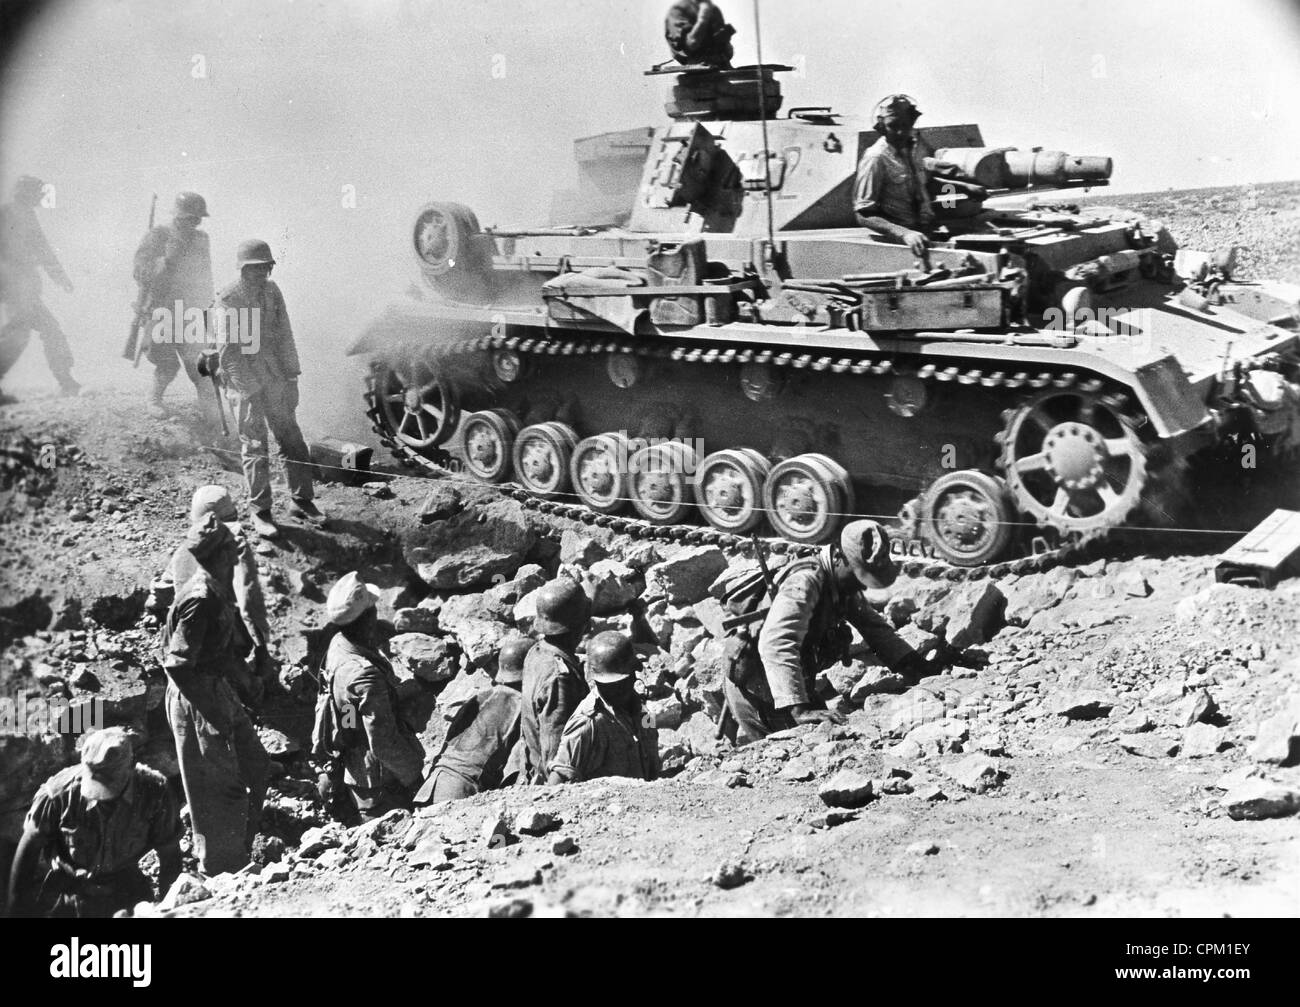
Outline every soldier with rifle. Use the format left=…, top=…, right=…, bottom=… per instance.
left=130, top=191, right=221, bottom=427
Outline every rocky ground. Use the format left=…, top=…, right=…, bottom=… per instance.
left=1, top=181, right=1298, bottom=918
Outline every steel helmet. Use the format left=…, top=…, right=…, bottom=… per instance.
left=496, top=635, right=534, bottom=686
left=838, top=519, right=898, bottom=590
left=236, top=238, right=276, bottom=268
left=873, top=93, right=921, bottom=124
left=174, top=191, right=209, bottom=217
left=586, top=631, right=638, bottom=684
left=532, top=578, right=591, bottom=636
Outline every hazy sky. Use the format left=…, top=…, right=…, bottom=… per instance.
left=1, top=0, right=1296, bottom=428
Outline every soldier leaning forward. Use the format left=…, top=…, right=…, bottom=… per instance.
left=718, top=520, right=929, bottom=745
left=313, top=573, right=424, bottom=822
left=162, top=514, right=269, bottom=875
left=6, top=728, right=182, bottom=918
left=415, top=635, right=532, bottom=804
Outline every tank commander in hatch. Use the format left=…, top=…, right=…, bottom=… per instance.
left=665, top=1, right=735, bottom=69
left=853, top=94, right=987, bottom=258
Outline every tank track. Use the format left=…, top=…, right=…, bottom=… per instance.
left=360, top=326, right=1133, bottom=582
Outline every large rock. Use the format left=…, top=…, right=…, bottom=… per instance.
left=1000, top=566, right=1078, bottom=627
left=905, top=717, right=969, bottom=756
left=849, top=663, right=908, bottom=702
left=1050, top=690, right=1116, bottom=721
left=818, top=770, right=874, bottom=808
left=646, top=695, right=684, bottom=731
left=815, top=661, right=862, bottom=700
left=452, top=619, right=513, bottom=672
left=559, top=530, right=608, bottom=567
left=436, top=669, right=493, bottom=720
left=583, top=559, right=641, bottom=615
left=944, top=754, right=1003, bottom=793
left=692, top=597, right=728, bottom=639
left=923, top=581, right=1006, bottom=648
left=393, top=607, right=440, bottom=634
left=680, top=638, right=728, bottom=717
left=390, top=633, right=458, bottom=683
left=669, top=622, right=709, bottom=663
left=404, top=499, right=538, bottom=590
left=643, top=546, right=728, bottom=605
left=1247, top=698, right=1300, bottom=767
left=1181, top=723, right=1226, bottom=758
left=439, top=591, right=510, bottom=632
left=1222, top=779, right=1300, bottom=820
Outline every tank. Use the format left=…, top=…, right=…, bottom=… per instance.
left=348, top=37, right=1300, bottom=568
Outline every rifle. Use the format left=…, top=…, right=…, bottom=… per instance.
left=123, top=193, right=158, bottom=365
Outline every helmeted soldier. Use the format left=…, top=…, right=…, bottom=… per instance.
left=147, top=485, right=274, bottom=705
left=0, top=174, right=78, bottom=400
left=215, top=238, right=319, bottom=538
left=5, top=728, right=182, bottom=918
left=520, top=578, right=592, bottom=782
left=853, top=95, right=938, bottom=257
left=722, top=520, right=931, bottom=745
left=314, top=572, right=425, bottom=821
left=548, top=632, right=659, bottom=785
left=415, top=635, right=532, bottom=803
left=665, top=1, right=735, bottom=68
left=132, top=191, right=218, bottom=421
left=161, top=513, right=269, bottom=875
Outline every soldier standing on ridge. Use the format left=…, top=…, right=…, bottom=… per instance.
left=0, top=174, right=78, bottom=401
left=5, top=727, right=182, bottom=918
left=216, top=238, right=320, bottom=539
left=132, top=191, right=218, bottom=422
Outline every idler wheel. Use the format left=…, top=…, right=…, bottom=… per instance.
left=460, top=409, right=520, bottom=483
left=762, top=452, right=854, bottom=545
left=918, top=470, right=1016, bottom=566
left=512, top=421, right=579, bottom=499
left=1000, top=389, right=1147, bottom=533
left=570, top=432, right=632, bottom=514
left=628, top=440, right=698, bottom=525
left=375, top=358, right=460, bottom=451
left=694, top=448, right=771, bottom=533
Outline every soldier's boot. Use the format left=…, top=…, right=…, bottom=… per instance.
left=251, top=509, right=279, bottom=539
left=289, top=496, right=325, bottom=523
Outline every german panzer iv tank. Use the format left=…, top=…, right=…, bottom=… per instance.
left=349, top=36, right=1300, bottom=572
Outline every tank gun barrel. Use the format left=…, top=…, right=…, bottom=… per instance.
left=936, top=147, right=1113, bottom=191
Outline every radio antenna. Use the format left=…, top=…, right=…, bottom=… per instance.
left=752, top=0, right=777, bottom=251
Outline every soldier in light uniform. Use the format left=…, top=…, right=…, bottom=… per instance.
left=520, top=578, right=592, bottom=783
left=162, top=513, right=269, bottom=875
left=722, top=520, right=929, bottom=745
left=132, top=191, right=217, bottom=421
left=853, top=95, right=938, bottom=257
left=148, top=485, right=274, bottom=704
left=0, top=174, right=78, bottom=400
left=316, top=572, right=425, bottom=821
left=5, top=728, right=182, bottom=918
left=415, top=635, right=531, bottom=803
left=215, top=238, right=319, bottom=539
left=547, top=632, right=659, bottom=785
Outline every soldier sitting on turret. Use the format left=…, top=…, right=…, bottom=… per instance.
left=665, top=0, right=735, bottom=68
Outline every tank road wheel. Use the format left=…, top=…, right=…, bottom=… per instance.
left=460, top=409, right=520, bottom=483
left=919, top=470, right=1016, bottom=566
left=629, top=440, right=698, bottom=525
left=512, top=422, right=579, bottom=498
left=1000, top=389, right=1147, bottom=534
left=376, top=359, right=460, bottom=451
left=694, top=449, right=771, bottom=533
left=763, top=452, right=854, bottom=545
left=570, top=432, right=632, bottom=514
